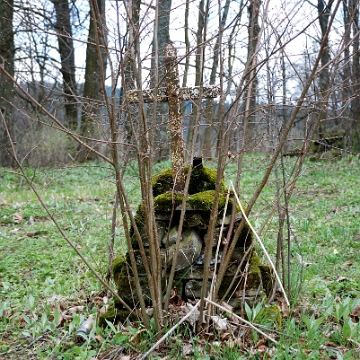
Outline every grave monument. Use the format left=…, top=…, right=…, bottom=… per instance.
left=100, top=44, right=273, bottom=324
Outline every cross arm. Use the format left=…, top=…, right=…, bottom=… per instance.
left=127, top=85, right=220, bottom=103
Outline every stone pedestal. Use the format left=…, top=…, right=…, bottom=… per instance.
left=104, top=163, right=274, bottom=323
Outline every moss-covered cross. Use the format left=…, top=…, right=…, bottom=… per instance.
left=128, top=43, right=220, bottom=192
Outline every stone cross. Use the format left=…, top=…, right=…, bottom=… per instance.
left=128, top=43, right=220, bottom=192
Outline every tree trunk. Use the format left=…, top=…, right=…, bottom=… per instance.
left=79, top=0, right=107, bottom=161
left=203, top=0, right=231, bottom=159
left=244, top=0, right=261, bottom=147
left=51, top=0, right=77, bottom=130
left=350, top=0, right=360, bottom=149
left=187, top=0, right=205, bottom=151
left=317, top=0, right=332, bottom=136
left=150, top=0, right=172, bottom=161
left=0, top=0, right=15, bottom=167
left=122, top=0, right=141, bottom=158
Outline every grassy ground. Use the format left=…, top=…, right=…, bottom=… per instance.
left=0, top=154, right=359, bottom=359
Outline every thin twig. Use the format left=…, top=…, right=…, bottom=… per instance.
left=139, top=300, right=201, bottom=360
left=208, top=187, right=231, bottom=319
left=205, top=298, right=278, bottom=345
left=0, top=112, right=133, bottom=314
left=229, top=181, right=290, bottom=307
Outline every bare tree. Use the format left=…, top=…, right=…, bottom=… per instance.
left=0, top=0, right=15, bottom=166
left=203, top=0, right=232, bottom=159
left=186, top=0, right=206, bottom=150
left=51, top=0, right=77, bottom=130
left=149, top=0, right=172, bottom=160
left=349, top=0, right=360, bottom=148
left=317, top=0, right=333, bottom=135
left=2, top=0, right=357, bottom=343
left=79, top=0, right=107, bottom=161
left=243, top=0, right=261, bottom=147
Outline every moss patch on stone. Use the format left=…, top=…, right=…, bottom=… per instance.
left=259, top=265, right=274, bottom=296
left=129, top=204, right=147, bottom=249
left=112, top=255, right=126, bottom=284
left=153, top=192, right=184, bottom=212
left=98, top=304, right=139, bottom=326
left=152, top=165, right=226, bottom=197
left=250, top=251, right=261, bottom=266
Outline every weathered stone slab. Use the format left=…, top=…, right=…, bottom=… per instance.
left=161, top=228, right=202, bottom=271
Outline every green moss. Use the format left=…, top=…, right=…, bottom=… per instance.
left=113, top=252, right=153, bottom=307
left=188, top=166, right=226, bottom=194
left=322, top=150, right=342, bottom=161
left=310, top=129, right=345, bottom=154
left=254, top=304, right=282, bottom=329
left=112, top=255, right=126, bottom=284
left=152, top=165, right=226, bottom=197
left=98, top=303, right=139, bottom=327
left=250, top=251, right=261, bottom=266
left=152, top=168, right=173, bottom=196
left=259, top=265, right=274, bottom=296
left=309, top=154, right=320, bottom=162
left=244, top=251, right=262, bottom=290
left=129, top=204, right=145, bottom=249
left=186, top=190, right=236, bottom=213
left=153, top=192, right=184, bottom=212
left=186, top=190, right=216, bottom=211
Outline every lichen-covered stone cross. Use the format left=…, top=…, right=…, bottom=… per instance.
left=128, top=43, right=220, bottom=192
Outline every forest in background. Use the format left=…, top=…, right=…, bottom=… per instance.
left=1, top=0, right=360, bottom=168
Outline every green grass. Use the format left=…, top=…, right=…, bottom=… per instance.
left=1, top=155, right=360, bottom=359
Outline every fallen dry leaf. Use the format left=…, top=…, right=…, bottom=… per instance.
left=13, top=212, right=23, bottom=223
left=26, top=230, right=46, bottom=238
left=324, top=341, right=339, bottom=348
left=350, top=304, right=360, bottom=322
left=182, top=343, right=194, bottom=356
left=277, top=297, right=290, bottom=318
left=130, top=328, right=147, bottom=345
left=95, top=334, right=103, bottom=343
left=17, top=317, right=27, bottom=327
left=9, top=228, right=20, bottom=235
left=98, top=305, right=109, bottom=316
left=220, top=332, right=231, bottom=341
left=68, top=305, right=85, bottom=314
left=200, top=332, right=215, bottom=341
left=211, top=315, right=228, bottom=332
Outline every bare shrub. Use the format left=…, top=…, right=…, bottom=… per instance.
left=18, top=125, right=74, bottom=167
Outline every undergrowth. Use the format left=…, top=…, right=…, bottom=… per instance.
left=0, top=154, right=359, bottom=359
